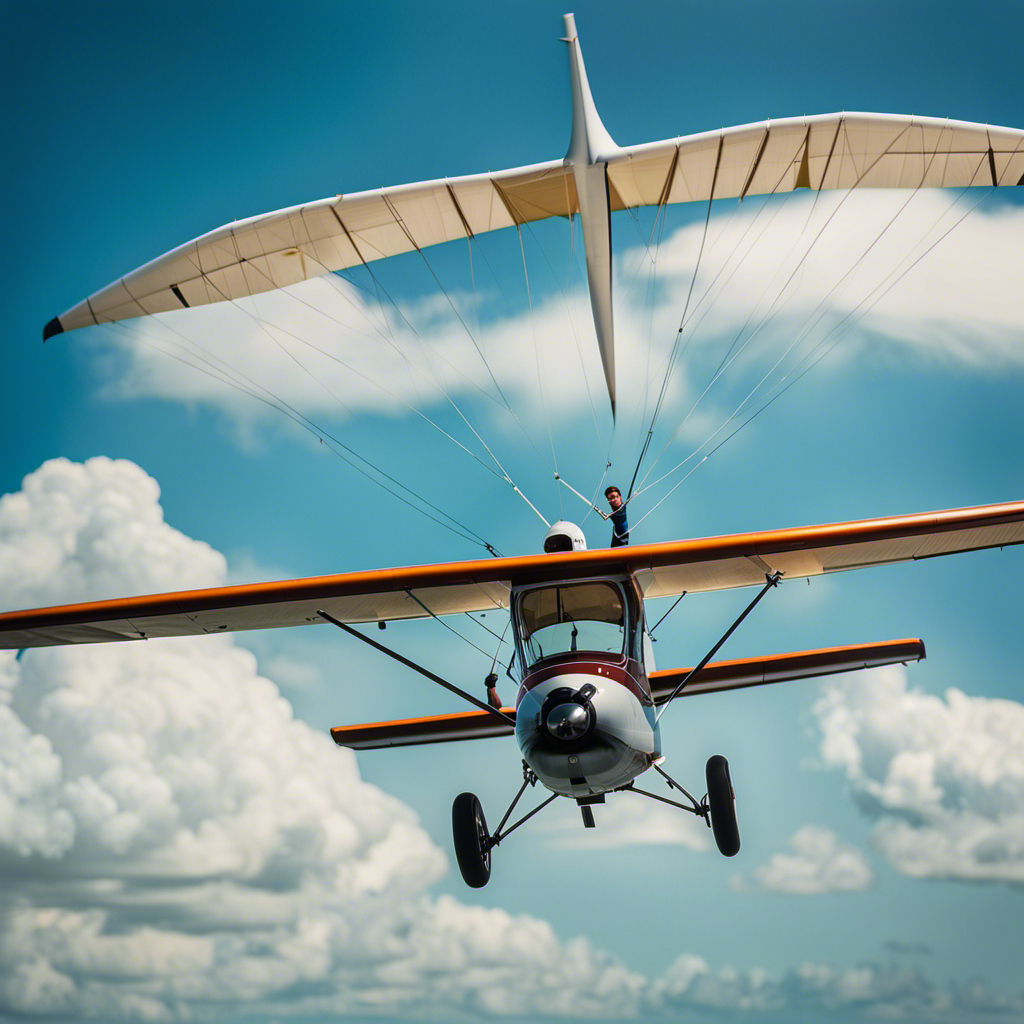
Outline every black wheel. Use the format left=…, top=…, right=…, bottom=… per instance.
left=706, top=755, right=740, bottom=857
left=452, top=792, right=492, bottom=887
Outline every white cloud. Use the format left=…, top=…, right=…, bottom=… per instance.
left=649, top=954, right=1023, bottom=1017
left=4, top=458, right=1022, bottom=1020
left=89, top=194, right=1024, bottom=447
left=0, top=456, right=226, bottom=609
left=540, top=790, right=711, bottom=851
left=732, top=825, right=874, bottom=894
left=812, top=666, right=1024, bottom=884
left=0, top=459, right=648, bottom=1020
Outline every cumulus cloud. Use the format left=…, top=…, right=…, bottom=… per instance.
left=649, top=954, right=1024, bottom=1018
left=540, top=792, right=710, bottom=851
left=3, top=458, right=1022, bottom=1020
left=812, top=666, right=1024, bottom=885
left=732, top=825, right=874, bottom=894
left=0, top=456, right=226, bottom=609
left=89, top=193, right=1024, bottom=443
left=0, top=459, right=646, bottom=1020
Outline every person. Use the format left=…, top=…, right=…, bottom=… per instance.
left=485, top=672, right=503, bottom=709
left=605, top=486, right=629, bottom=546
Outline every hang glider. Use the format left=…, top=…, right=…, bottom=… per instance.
left=330, top=638, right=925, bottom=749
left=41, top=14, right=1024, bottom=412
left=2, top=499, right=1021, bottom=651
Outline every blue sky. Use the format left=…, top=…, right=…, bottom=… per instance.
left=3, top=1, right=1024, bottom=1021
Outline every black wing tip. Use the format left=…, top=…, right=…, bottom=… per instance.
left=43, top=316, right=64, bottom=342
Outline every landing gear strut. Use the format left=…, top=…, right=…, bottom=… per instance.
left=617, top=754, right=741, bottom=857
left=451, top=762, right=559, bottom=888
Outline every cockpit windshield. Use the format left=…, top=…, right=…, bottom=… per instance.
left=517, top=581, right=627, bottom=666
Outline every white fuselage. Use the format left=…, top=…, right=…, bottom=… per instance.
left=514, top=654, right=661, bottom=797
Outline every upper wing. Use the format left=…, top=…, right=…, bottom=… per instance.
left=1, top=499, right=1021, bottom=650
left=44, top=113, right=1023, bottom=338
left=605, top=112, right=1024, bottom=210
left=44, top=159, right=572, bottom=336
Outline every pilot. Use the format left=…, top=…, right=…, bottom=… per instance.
left=606, top=486, right=629, bottom=547
left=485, top=672, right=502, bottom=710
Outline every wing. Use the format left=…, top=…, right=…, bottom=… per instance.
left=1, top=500, right=1021, bottom=650
left=43, top=113, right=1023, bottom=338
left=329, top=638, right=925, bottom=749
left=605, top=112, right=1024, bottom=211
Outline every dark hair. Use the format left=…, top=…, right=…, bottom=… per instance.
left=605, top=486, right=621, bottom=498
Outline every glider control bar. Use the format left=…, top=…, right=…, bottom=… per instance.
left=654, top=571, right=782, bottom=722
left=316, top=608, right=515, bottom=726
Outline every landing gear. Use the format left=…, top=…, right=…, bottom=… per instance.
left=451, top=763, right=560, bottom=888
left=614, top=755, right=740, bottom=857
left=705, top=754, right=740, bottom=856
left=452, top=793, right=491, bottom=888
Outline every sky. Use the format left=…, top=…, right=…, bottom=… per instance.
left=3, top=1, right=1024, bottom=1021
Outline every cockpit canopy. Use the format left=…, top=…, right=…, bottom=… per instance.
left=515, top=580, right=628, bottom=668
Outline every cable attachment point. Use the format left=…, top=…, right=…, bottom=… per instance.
left=765, top=570, right=783, bottom=587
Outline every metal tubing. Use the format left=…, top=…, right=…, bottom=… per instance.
left=655, top=571, right=782, bottom=720
left=623, top=785, right=705, bottom=817
left=488, top=794, right=560, bottom=848
left=650, top=761, right=704, bottom=810
left=492, top=777, right=531, bottom=838
left=317, top=609, right=515, bottom=725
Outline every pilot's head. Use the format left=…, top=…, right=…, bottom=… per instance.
left=542, top=521, right=587, bottom=553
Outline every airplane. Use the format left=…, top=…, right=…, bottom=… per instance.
left=16, top=16, right=1024, bottom=886
left=3, top=503, right=1024, bottom=886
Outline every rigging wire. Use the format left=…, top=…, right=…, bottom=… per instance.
left=625, top=136, right=724, bottom=502
left=207, top=240, right=554, bottom=532
left=403, top=590, right=499, bottom=661
left=627, top=184, right=992, bottom=535
left=626, top=123, right=913, bottom=506
left=635, top=125, right=924, bottom=495
left=108, top=318, right=502, bottom=553
left=637, top=127, right=960, bottom=499
left=517, top=223, right=562, bottom=519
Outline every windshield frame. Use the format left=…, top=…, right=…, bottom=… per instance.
left=513, top=577, right=632, bottom=672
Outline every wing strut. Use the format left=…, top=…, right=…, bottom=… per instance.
left=655, top=571, right=783, bottom=722
left=317, top=609, right=515, bottom=725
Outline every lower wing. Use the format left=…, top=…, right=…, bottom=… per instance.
left=329, top=639, right=924, bottom=749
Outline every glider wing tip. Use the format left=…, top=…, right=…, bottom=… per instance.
left=43, top=316, right=64, bottom=342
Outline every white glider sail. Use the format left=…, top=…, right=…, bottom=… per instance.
left=2, top=499, right=1022, bottom=650
left=42, top=15, right=1024, bottom=414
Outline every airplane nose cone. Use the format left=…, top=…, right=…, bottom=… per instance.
left=545, top=702, right=590, bottom=740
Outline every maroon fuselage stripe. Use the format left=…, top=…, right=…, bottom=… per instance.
left=516, top=656, right=652, bottom=708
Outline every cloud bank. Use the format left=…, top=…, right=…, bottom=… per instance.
left=649, top=954, right=1022, bottom=1018
left=2, top=459, right=1022, bottom=1021
left=88, top=192, right=1024, bottom=440
left=0, top=458, right=644, bottom=1020
left=813, top=666, right=1024, bottom=885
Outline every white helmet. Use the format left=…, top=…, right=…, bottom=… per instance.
left=543, top=521, right=587, bottom=553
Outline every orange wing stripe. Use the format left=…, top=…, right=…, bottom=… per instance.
left=2, top=496, right=1021, bottom=648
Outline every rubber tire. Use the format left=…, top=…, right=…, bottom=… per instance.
left=706, top=755, right=740, bottom=857
left=452, top=792, right=492, bottom=887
